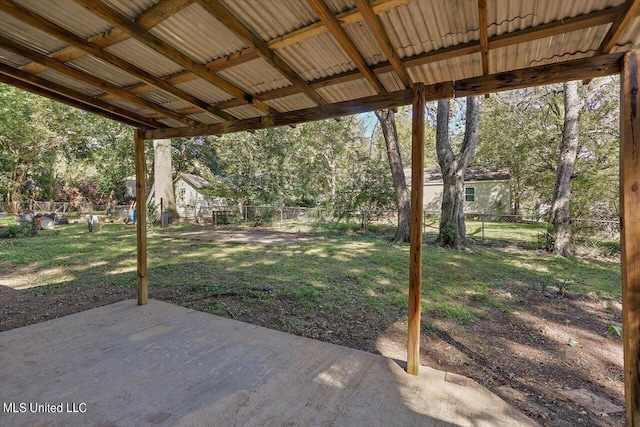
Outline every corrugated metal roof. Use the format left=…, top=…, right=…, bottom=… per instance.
left=0, top=0, right=636, bottom=131
left=218, top=0, right=316, bottom=41
left=265, top=92, right=317, bottom=112
left=0, top=11, right=67, bottom=55
left=316, top=78, right=377, bottom=103
left=35, top=69, right=106, bottom=97
left=106, top=98, right=156, bottom=116
left=175, top=78, right=235, bottom=104
left=277, top=32, right=356, bottom=81
left=67, top=55, right=141, bottom=87
left=224, top=104, right=265, bottom=119
left=101, top=0, right=159, bottom=20
left=137, top=90, right=193, bottom=112
left=187, top=112, right=225, bottom=125
left=0, top=47, right=30, bottom=68
left=105, top=38, right=184, bottom=79
left=217, top=58, right=290, bottom=95
left=408, top=53, right=481, bottom=85
left=488, top=0, right=623, bottom=37
left=15, top=0, right=113, bottom=39
left=150, top=3, right=247, bottom=64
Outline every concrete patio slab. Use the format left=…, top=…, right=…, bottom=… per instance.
left=0, top=299, right=536, bottom=426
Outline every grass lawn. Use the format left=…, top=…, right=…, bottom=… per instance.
left=0, top=222, right=624, bottom=426
left=0, top=222, right=620, bottom=321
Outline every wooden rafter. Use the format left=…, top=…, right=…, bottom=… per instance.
left=195, top=0, right=327, bottom=106
left=307, top=0, right=387, bottom=94
left=597, top=0, right=640, bottom=55
left=269, top=0, right=413, bottom=50
left=225, top=6, right=626, bottom=110
left=0, top=35, right=199, bottom=126
left=143, top=53, right=621, bottom=139
left=477, top=0, right=489, bottom=75
left=0, top=71, right=161, bottom=129
left=135, top=0, right=194, bottom=29
left=353, top=0, right=411, bottom=88
left=74, top=0, right=277, bottom=116
left=0, top=0, right=235, bottom=122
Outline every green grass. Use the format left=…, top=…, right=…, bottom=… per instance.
left=0, top=222, right=621, bottom=331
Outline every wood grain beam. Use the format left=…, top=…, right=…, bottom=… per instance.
left=0, top=0, right=235, bottom=122
left=74, top=0, right=277, bottom=115
left=247, top=7, right=626, bottom=105
left=134, top=0, right=193, bottom=29
left=134, top=128, right=148, bottom=305
left=477, top=0, right=489, bottom=75
left=144, top=82, right=453, bottom=139
left=269, top=0, right=413, bottom=50
left=597, top=0, right=640, bottom=55
left=0, top=63, right=161, bottom=128
left=620, top=49, right=640, bottom=427
left=195, top=0, right=328, bottom=106
left=0, top=73, right=160, bottom=128
left=0, top=34, right=198, bottom=126
left=454, top=53, right=622, bottom=96
left=307, top=0, right=386, bottom=94
left=144, top=53, right=622, bottom=139
left=354, top=0, right=411, bottom=88
left=407, top=82, right=426, bottom=376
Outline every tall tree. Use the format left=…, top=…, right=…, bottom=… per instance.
left=549, top=81, right=583, bottom=256
left=153, top=139, right=177, bottom=222
left=434, top=96, right=480, bottom=249
left=375, top=109, right=410, bottom=243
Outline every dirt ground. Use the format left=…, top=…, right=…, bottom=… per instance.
left=0, top=230, right=624, bottom=426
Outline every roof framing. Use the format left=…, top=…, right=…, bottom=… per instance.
left=0, top=0, right=635, bottom=134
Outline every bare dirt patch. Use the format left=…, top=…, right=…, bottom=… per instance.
left=157, top=229, right=319, bottom=245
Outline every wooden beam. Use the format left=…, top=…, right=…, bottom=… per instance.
left=477, top=0, right=489, bottom=75
left=407, top=82, right=426, bottom=375
left=454, top=53, right=622, bottom=97
left=0, top=74, right=159, bottom=128
left=195, top=0, right=328, bottom=106
left=134, top=0, right=193, bottom=29
left=0, top=0, right=235, bottom=122
left=248, top=7, right=625, bottom=107
left=307, top=0, right=387, bottom=94
left=144, top=53, right=622, bottom=140
left=0, top=34, right=198, bottom=126
left=597, top=0, right=640, bottom=55
left=354, top=0, right=411, bottom=88
left=144, top=82, right=454, bottom=139
left=269, top=0, right=413, bottom=50
left=0, top=63, right=161, bottom=128
left=620, top=49, right=640, bottom=427
left=134, top=129, right=148, bottom=306
left=74, top=0, right=277, bottom=115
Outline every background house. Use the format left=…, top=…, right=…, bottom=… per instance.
left=406, top=167, right=511, bottom=215
left=173, top=172, right=228, bottom=220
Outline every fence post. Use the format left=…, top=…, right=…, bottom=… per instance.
left=481, top=214, right=485, bottom=240
left=214, top=211, right=217, bottom=229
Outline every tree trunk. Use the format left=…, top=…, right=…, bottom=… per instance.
left=375, top=109, right=410, bottom=243
left=434, top=97, right=480, bottom=250
left=153, top=139, right=178, bottom=222
left=549, top=81, right=582, bottom=256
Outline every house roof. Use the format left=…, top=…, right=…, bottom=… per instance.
left=0, top=0, right=636, bottom=139
left=175, top=172, right=213, bottom=190
left=405, top=166, right=510, bottom=184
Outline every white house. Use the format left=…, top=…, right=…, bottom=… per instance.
left=405, top=167, right=511, bottom=215
left=173, top=172, right=229, bottom=220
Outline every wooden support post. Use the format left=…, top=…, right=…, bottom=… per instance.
left=134, top=128, right=148, bottom=305
left=408, top=83, right=426, bottom=375
left=621, top=50, right=640, bottom=426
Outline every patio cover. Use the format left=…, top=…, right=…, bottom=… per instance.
left=1, top=0, right=640, bottom=424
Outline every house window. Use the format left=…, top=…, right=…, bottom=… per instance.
left=465, top=186, right=475, bottom=202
